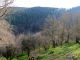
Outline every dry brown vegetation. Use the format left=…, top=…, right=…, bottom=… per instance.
left=0, top=20, right=15, bottom=47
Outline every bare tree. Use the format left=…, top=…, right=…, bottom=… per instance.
left=43, top=16, right=59, bottom=48
left=5, top=44, right=17, bottom=60
left=57, top=21, right=65, bottom=46
left=74, top=11, right=80, bottom=43
left=0, top=0, right=14, bottom=18
left=19, top=32, right=37, bottom=57
left=41, top=35, right=50, bottom=51
left=33, top=32, right=42, bottom=52
left=32, top=32, right=50, bottom=51
left=60, top=12, right=73, bottom=43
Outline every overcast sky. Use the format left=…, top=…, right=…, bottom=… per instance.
left=14, top=0, right=80, bottom=9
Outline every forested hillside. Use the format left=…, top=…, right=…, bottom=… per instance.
left=6, top=6, right=80, bottom=35
left=5, top=7, right=66, bottom=34
left=68, top=6, right=80, bottom=12
left=0, top=6, right=80, bottom=60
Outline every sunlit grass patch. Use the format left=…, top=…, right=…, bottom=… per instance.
left=12, top=53, right=28, bottom=60
left=0, top=56, right=7, bottom=60
left=37, top=42, right=80, bottom=60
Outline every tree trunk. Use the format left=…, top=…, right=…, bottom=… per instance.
left=61, top=34, right=64, bottom=47
left=27, top=47, right=30, bottom=57
left=61, top=40, right=63, bottom=47
left=66, top=33, right=69, bottom=43
left=76, top=37, right=79, bottom=43
left=43, top=46, right=47, bottom=51
left=52, top=40, right=55, bottom=48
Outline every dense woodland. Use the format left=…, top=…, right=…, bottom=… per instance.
left=1, top=3, right=80, bottom=60
left=5, top=7, right=66, bottom=34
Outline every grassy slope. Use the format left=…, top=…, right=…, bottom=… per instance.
left=1, top=42, right=80, bottom=60
left=0, top=53, right=28, bottom=60
left=12, top=53, right=28, bottom=60
left=34, top=42, right=80, bottom=60
left=0, top=56, right=7, bottom=60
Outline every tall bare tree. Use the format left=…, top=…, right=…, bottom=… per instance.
left=0, top=0, right=14, bottom=18
left=60, top=12, right=73, bottom=43
left=43, top=16, right=59, bottom=48
left=74, top=11, right=80, bottom=43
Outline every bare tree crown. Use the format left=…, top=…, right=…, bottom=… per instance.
left=0, top=0, right=14, bottom=17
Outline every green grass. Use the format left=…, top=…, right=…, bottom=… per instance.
left=36, top=42, right=80, bottom=60
left=0, top=56, right=7, bottom=60
left=12, top=53, right=28, bottom=60
left=0, top=42, right=80, bottom=60
left=0, top=53, right=28, bottom=60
